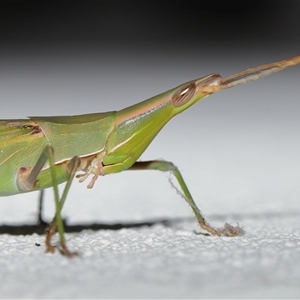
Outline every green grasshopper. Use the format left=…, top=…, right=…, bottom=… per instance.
left=1, top=55, right=300, bottom=257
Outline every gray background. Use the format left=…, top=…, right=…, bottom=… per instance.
left=0, top=1, right=300, bottom=298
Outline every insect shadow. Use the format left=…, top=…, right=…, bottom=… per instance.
left=0, top=218, right=175, bottom=236
left=0, top=191, right=181, bottom=236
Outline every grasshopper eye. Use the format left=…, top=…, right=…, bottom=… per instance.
left=172, top=82, right=196, bottom=107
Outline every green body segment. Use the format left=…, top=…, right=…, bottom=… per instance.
left=0, top=75, right=219, bottom=196
left=103, top=90, right=176, bottom=172
left=0, top=112, right=116, bottom=195
left=31, top=112, right=116, bottom=164
left=0, top=120, right=49, bottom=195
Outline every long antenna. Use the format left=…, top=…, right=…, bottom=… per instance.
left=201, top=55, right=300, bottom=93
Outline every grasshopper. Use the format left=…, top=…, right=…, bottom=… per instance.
left=1, top=55, right=299, bottom=256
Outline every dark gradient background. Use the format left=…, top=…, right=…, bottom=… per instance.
left=1, top=1, right=300, bottom=224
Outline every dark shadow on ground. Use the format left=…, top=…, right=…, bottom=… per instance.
left=0, top=218, right=176, bottom=236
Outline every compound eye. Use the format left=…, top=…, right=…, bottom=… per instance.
left=172, top=82, right=196, bottom=107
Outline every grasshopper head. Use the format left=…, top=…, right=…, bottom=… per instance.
left=105, top=73, right=222, bottom=167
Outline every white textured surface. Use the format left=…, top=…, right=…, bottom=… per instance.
left=0, top=212, right=300, bottom=298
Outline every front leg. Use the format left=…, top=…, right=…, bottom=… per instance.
left=129, top=160, right=244, bottom=237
